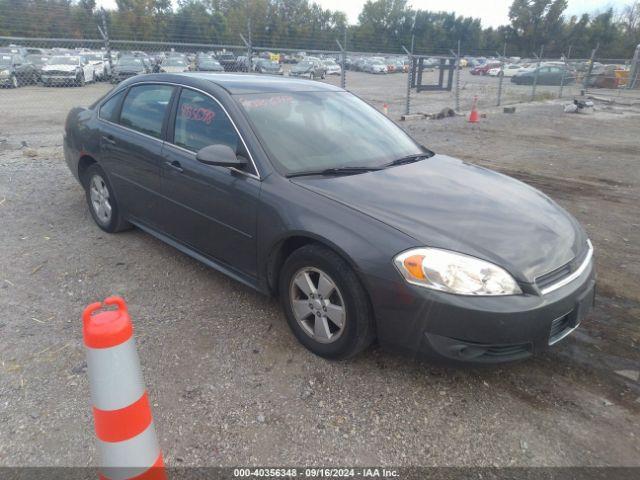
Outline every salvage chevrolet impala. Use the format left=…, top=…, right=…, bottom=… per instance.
left=63, top=74, right=595, bottom=363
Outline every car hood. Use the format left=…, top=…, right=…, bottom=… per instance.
left=163, top=66, right=187, bottom=73
left=43, top=64, right=77, bottom=71
left=291, top=155, right=586, bottom=282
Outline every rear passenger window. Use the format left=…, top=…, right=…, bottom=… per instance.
left=120, top=85, right=174, bottom=138
left=173, top=89, right=239, bottom=153
left=99, top=89, right=125, bottom=123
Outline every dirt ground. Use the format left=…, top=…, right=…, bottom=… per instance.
left=0, top=77, right=639, bottom=468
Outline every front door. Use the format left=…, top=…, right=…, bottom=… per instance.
left=158, top=87, right=260, bottom=278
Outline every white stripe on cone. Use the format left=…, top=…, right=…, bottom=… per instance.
left=97, top=422, right=161, bottom=480
left=86, top=338, right=146, bottom=411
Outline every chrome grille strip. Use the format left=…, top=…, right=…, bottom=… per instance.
left=539, top=240, right=593, bottom=295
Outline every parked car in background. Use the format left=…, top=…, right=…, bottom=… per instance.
left=160, top=56, right=190, bottom=73
left=235, top=55, right=251, bottom=72
left=254, top=58, right=284, bottom=75
left=362, top=58, right=387, bottom=74
left=470, top=62, right=501, bottom=75
left=289, top=59, right=325, bottom=79
left=41, top=55, right=95, bottom=86
left=111, top=56, right=149, bottom=83
left=63, top=73, right=595, bottom=363
left=584, top=64, right=623, bottom=88
left=511, top=65, right=575, bottom=85
left=25, top=53, right=50, bottom=81
left=0, top=54, right=39, bottom=87
left=322, top=59, right=341, bottom=76
left=488, top=64, right=524, bottom=77
left=195, top=55, right=224, bottom=72
left=217, top=52, right=237, bottom=71
left=0, top=45, right=29, bottom=58
left=84, top=52, right=111, bottom=80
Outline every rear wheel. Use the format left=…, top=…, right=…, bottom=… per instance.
left=84, top=164, right=131, bottom=233
left=279, top=244, right=375, bottom=359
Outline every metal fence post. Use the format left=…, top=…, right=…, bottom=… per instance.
left=448, top=41, right=461, bottom=112
left=627, top=43, right=640, bottom=89
left=98, top=8, right=113, bottom=73
left=336, top=38, right=346, bottom=89
left=583, top=43, right=599, bottom=95
left=495, top=42, right=507, bottom=106
left=455, top=40, right=461, bottom=112
left=559, top=45, right=572, bottom=98
left=531, top=45, right=544, bottom=101
left=402, top=35, right=414, bottom=116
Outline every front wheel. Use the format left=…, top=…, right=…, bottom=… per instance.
left=279, top=244, right=375, bottom=359
left=84, top=164, right=131, bottom=233
left=76, top=73, right=85, bottom=87
left=10, top=74, right=18, bottom=88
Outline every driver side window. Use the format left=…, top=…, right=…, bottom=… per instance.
left=173, top=89, right=239, bottom=154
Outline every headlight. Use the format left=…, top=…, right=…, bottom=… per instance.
left=0, top=69, right=9, bottom=76
left=394, top=248, right=522, bottom=296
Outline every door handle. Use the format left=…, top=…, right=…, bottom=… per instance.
left=164, top=160, right=184, bottom=173
left=101, top=135, right=116, bottom=145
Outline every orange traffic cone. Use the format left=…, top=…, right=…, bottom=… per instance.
left=82, top=297, right=167, bottom=480
left=469, top=96, right=480, bottom=123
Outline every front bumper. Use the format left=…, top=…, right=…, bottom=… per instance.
left=368, top=259, right=596, bottom=363
left=41, top=74, right=76, bottom=84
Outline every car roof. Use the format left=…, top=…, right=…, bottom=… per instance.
left=129, top=73, right=344, bottom=94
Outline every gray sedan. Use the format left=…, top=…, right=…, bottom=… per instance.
left=63, top=74, right=595, bottom=363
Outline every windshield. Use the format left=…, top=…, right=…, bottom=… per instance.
left=165, top=58, right=186, bottom=66
left=237, top=92, right=422, bottom=174
left=49, top=56, right=79, bottom=65
left=86, top=53, right=103, bottom=61
left=118, top=58, right=142, bottom=67
left=26, top=55, right=48, bottom=65
left=298, top=62, right=313, bottom=68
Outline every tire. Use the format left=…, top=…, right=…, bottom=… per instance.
left=83, top=164, right=131, bottom=233
left=279, top=244, right=375, bottom=359
left=92, top=71, right=96, bottom=83
left=10, top=74, right=18, bottom=88
left=76, top=73, right=85, bottom=87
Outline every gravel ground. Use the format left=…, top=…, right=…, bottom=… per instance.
left=0, top=76, right=639, bottom=468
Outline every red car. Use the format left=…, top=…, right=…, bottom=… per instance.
left=471, top=62, right=502, bottom=75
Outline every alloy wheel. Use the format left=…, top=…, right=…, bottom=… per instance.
left=89, top=174, right=112, bottom=225
left=289, top=267, right=346, bottom=344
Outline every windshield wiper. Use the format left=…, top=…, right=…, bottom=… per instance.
left=383, top=152, right=434, bottom=168
left=287, top=166, right=382, bottom=178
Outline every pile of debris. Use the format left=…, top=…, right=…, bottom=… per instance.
left=564, top=98, right=595, bottom=114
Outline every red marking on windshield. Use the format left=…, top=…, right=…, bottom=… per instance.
left=179, top=104, right=215, bottom=124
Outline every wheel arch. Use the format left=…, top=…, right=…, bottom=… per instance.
left=77, top=154, right=98, bottom=186
left=265, top=233, right=365, bottom=297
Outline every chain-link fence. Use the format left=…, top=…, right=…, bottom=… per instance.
left=1, top=31, right=639, bottom=119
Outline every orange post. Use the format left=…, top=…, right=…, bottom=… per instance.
left=469, top=96, right=480, bottom=123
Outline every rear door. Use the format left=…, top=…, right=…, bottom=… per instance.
left=99, top=83, right=176, bottom=228
left=158, top=87, right=261, bottom=278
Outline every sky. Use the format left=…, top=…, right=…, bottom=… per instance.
left=319, top=0, right=631, bottom=27
left=95, top=0, right=632, bottom=27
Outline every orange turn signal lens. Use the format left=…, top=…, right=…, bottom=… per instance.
left=403, top=255, right=426, bottom=280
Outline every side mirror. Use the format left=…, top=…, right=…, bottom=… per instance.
left=196, top=144, right=247, bottom=168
